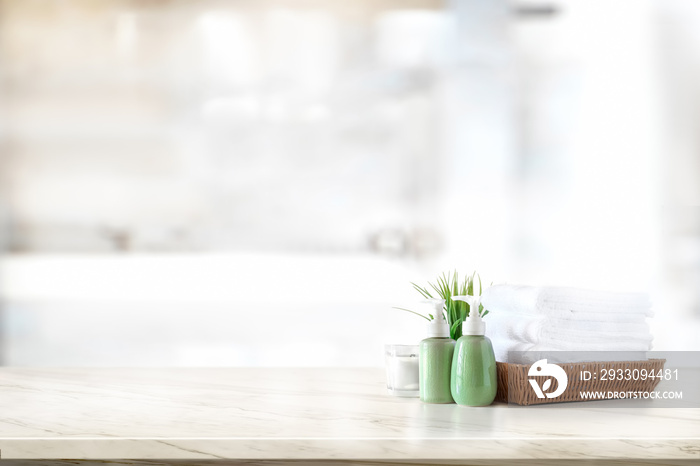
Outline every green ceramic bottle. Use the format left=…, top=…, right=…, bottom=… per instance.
left=450, top=295, right=497, bottom=407
left=419, top=300, right=455, bottom=403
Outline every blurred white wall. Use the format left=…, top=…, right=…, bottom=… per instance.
left=0, top=0, right=699, bottom=366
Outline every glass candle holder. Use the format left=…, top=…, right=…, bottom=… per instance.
left=385, top=344, right=420, bottom=397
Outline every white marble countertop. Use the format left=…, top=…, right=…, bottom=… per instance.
left=1, top=368, right=698, bottom=461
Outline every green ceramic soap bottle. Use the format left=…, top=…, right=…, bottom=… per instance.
left=419, top=299, right=455, bottom=403
left=450, top=294, right=497, bottom=407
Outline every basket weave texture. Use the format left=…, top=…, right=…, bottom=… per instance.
left=495, top=359, right=665, bottom=405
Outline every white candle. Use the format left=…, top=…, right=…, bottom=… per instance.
left=391, top=355, right=419, bottom=390
left=385, top=344, right=420, bottom=397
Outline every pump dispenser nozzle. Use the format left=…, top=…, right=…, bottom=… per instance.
left=452, top=295, right=486, bottom=336
left=422, top=299, right=449, bottom=338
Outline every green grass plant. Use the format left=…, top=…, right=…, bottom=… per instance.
left=394, top=271, right=487, bottom=340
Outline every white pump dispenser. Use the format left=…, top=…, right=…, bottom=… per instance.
left=452, top=295, right=485, bottom=336
left=423, top=299, right=449, bottom=338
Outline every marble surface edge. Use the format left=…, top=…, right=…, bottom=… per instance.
left=1, top=438, right=699, bottom=460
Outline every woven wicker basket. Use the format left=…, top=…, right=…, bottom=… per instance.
left=495, top=359, right=666, bottom=405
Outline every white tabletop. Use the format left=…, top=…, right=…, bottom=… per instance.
left=1, top=368, right=698, bottom=461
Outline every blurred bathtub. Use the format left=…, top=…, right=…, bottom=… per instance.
left=0, top=253, right=425, bottom=366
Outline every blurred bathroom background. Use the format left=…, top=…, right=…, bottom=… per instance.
left=0, top=0, right=698, bottom=366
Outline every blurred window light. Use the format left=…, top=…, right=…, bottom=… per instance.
left=116, top=13, right=138, bottom=59
left=198, top=12, right=259, bottom=88
left=264, top=9, right=338, bottom=92
left=375, top=10, right=455, bottom=68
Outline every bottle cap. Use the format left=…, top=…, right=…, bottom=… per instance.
left=452, top=294, right=486, bottom=336
left=423, top=299, right=449, bottom=338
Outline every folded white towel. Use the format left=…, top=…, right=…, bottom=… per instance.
left=491, top=336, right=651, bottom=353
left=485, top=309, right=652, bottom=344
left=481, top=285, right=654, bottom=362
left=481, top=284, right=653, bottom=318
left=538, top=328, right=653, bottom=345
left=491, top=338, right=652, bottom=364
left=493, top=342, right=650, bottom=364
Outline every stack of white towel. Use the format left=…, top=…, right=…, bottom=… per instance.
left=480, top=285, right=653, bottom=364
